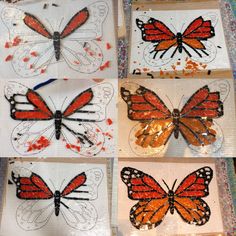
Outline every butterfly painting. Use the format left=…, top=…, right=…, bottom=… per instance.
left=120, top=81, right=229, bottom=156
left=1, top=1, right=110, bottom=77
left=4, top=81, right=114, bottom=156
left=11, top=167, right=103, bottom=231
left=129, top=9, right=231, bottom=75
left=121, top=166, right=213, bottom=230
left=136, top=15, right=215, bottom=64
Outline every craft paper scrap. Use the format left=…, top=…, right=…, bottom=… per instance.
left=119, top=79, right=236, bottom=157
left=130, top=9, right=230, bottom=75
left=0, top=78, right=117, bottom=157
left=118, top=161, right=223, bottom=235
left=0, top=0, right=117, bottom=79
left=0, top=161, right=110, bottom=236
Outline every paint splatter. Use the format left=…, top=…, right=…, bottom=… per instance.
left=100, top=61, right=110, bottom=71
left=5, top=55, right=13, bottom=62
left=106, top=118, right=113, bottom=125
left=27, top=136, right=50, bottom=152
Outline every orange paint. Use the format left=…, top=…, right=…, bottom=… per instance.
left=23, top=57, right=30, bottom=62
left=5, top=42, right=11, bottom=48
left=96, top=37, right=102, bottom=41
left=106, top=43, right=112, bottom=50
left=106, top=118, right=113, bottom=125
left=27, top=136, right=50, bottom=152
left=5, top=55, right=13, bottom=62
left=99, top=61, right=110, bottom=71
left=40, top=68, right=46, bottom=74
left=30, top=51, right=38, bottom=57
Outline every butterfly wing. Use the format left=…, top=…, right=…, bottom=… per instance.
left=136, top=17, right=177, bottom=66
left=60, top=83, right=113, bottom=156
left=179, top=85, right=223, bottom=153
left=121, top=83, right=171, bottom=121
left=5, top=82, right=55, bottom=155
left=174, top=166, right=213, bottom=225
left=121, top=167, right=169, bottom=229
left=60, top=1, right=108, bottom=74
left=59, top=168, right=103, bottom=230
left=12, top=167, right=54, bottom=230
left=121, top=83, right=174, bottom=155
left=181, top=16, right=216, bottom=63
left=5, top=82, right=54, bottom=120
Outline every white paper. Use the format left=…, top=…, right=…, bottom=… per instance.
left=118, top=161, right=224, bottom=235
left=0, top=0, right=118, bottom=79
left=0, top=78, right=117, bottom=157
left=1, top=161, right=110, bottom=236
left=119, top=79, right=236, bottom=157
left=130, top=9, right=231, bottom=74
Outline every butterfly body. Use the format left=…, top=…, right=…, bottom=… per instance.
left=54, top=110, right=63, bottom=140
left=172, top=108, right=181, bottom=139
left=52, top=32, right=61, bottom=61
left=167, top=189, right=175, bottom=214
left=54, top=190, right=61, bottom=216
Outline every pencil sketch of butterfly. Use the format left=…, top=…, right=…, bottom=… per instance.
left=136, top=13, right=218, bottom=67
left=121, top=80, right=229, bottom=156
left=5, top=81, right=114, bottom=156
left=1, top=1, right=108, bottom=77
left=12, top=167, right=103, bottom=231
left=121, top=166, right=213, bottom=230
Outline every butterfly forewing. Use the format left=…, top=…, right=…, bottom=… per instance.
left=121, top=83, right=171, bottom=121
left=12, top=167, right=53, bottom=199
left=174, top=166, right=213, bottom=197
left=60, top=8, right=89, bottom=39
left=121, top=167, right=167, bottom=200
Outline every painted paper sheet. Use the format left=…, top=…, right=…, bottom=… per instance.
left=1, top=161, right=110, bottom=236
left=118, top=161, right=223, bottom=235
left=0, top=78, right=117, bottom=157
left=0, top=0, right=117, bottom=79
left=119, top=79, right=236, bottom=157
left=130, top=9, right=230, bottom=76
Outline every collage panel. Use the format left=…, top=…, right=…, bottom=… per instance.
left=0, top=78, right=117, bottom=157
left=0, top=0, right=118, bottom=79
left=117, top=158, right=235, bottom=235
left=0, top=158, right=114, bottom=236
left=0, top=0, right=235, bottom=235
left=119, top=78, right=236, bottom=157
left=128, top=1, right=232, bottom=79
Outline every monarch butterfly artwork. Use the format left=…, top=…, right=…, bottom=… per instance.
left=121, top=166, right=213, bottom=230
left=134, top=13, right=220, bottom=68
left=4, top=81, right=114, bottom=156
left=137, top=16, right=215, bottom=59
left=121, top=81, right=229, bottom=156
left=1, top=1, right=109, bottom=77
left=11, top=167, right=103, bottom=231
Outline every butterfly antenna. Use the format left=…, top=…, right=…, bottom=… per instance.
left=171, top=179, right=177, bottom=191
left=177, top=95, right=184, bottom=110
left=180, top=23, right=185, bottom=33
left=165, top=95, right=174, bottom=110
left=49, top=179, right=56, bottom=191
left=162, top=179, right=170, bottom=191
left=59, top=179, right=65, bottom=191
left=49, top=96, right=57, bottom=110
left=45, top=18, right=54, bottom=33
left=61, top=96, right=68, bottom=111
left=170, top=23, right=177, bottom=34
left=58, top=17, right=65, bottom=31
